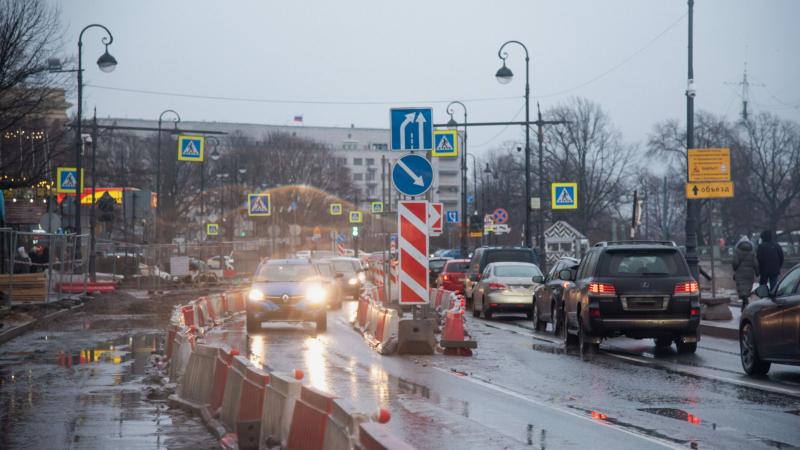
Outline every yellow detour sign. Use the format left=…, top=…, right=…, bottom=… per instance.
left=688, top=148, right=730, bottom=182
left=469, top=232, right=482, bottom=237
left=686, top=182, right=734, bottom=198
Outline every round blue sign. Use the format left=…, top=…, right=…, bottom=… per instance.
left=391, top=154, right=434, bottom=197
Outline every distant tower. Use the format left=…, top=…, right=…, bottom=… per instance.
left=727, top=59, right=763, bottom=121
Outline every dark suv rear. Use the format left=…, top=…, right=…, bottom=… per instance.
left=465, top=247, right=538, bottom=302
left=561, top=241, right=701, bottom=353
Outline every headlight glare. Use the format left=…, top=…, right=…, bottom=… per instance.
left=348, top=278, right=358, bottom=285
left=306, top=286, right=326, bottom=303
left=358, top=272, right=365, bottom=282
left=249, top=289, right=265, bottom=301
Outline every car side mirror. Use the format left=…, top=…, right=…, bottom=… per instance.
left=532, top=275, right=544, bottom=283
left=754, top=284, right=770, bottom=299
left=334, top=272, right=344, bottom=279
left=559, top=270, right=573, bottom=281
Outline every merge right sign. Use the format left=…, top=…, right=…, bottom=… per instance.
left=688, top=148, right=730, bottom=182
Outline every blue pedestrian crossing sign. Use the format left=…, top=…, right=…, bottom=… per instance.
left=467, top=195, right=474, bottom=203
left=248, top=194, right=271, bottom=216
left=177, top=136, right=204, bottom=161
left=330, top=203, right=342, bottom=215
left=371, top=202, right=383, bottom=213
left=56, top=167, right=83, bottom=193
left=446, top=210, right=459, bottom=223
left=390, top=108, right=433, bottom=151
left=392, top=154, right=434, bottom=196
left=349, top=211, right=362, bottom=223
left=291, top=202, right=297, bottom=211
left=552, top=183, right=578, bottom=209
left=337, top=234, right=346, bottom=243
left=432, top=130, right=458, bottom=157
left=207, top=224, right=219, bottom=235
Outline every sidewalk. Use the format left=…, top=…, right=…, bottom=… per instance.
left=699, top=305, right=740, bottom=340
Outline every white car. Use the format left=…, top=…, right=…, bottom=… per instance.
left=206, top=254, right=233, bottom=270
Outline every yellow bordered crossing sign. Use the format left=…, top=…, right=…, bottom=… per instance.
left=177, top=136, right=204, bottom=161
left=57, top=167, right=84, bottom=193
left=331, top=204, right=342, bottom=215
left=207, top=224, right=219, bottom=235
left=371, top=202, right=383, bottom=213
left=349, top=211, right=362, bottom=223
left=552, top=183, right=577, bottom=209
left=432, top=130, right=458, bottom=157
left=247, top=194, right=271, bottom=216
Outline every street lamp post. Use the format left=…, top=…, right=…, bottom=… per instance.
left=496, top=41, right=531, bottom=254
left=156, top=110, right=180, bottom=244
left=74, top=25, right=117, bottom=242
left=446, top=101, right=468, bottom=258
left=684, top=0, right=700, bottom=283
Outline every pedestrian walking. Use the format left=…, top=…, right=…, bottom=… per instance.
left=756, top=229, right=784, bottom=291
left=14, top=246, right=31, bottom=274
left=732, top=236, right=759, bottom=310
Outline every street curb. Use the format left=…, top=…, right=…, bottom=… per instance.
left=0, top=304, right=84, bottom=346
left=699, top=323, right=738, bottom=340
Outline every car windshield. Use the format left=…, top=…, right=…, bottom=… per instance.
left=599, top=251, right=685, bottom=276
left=494, top=265, right=542, bottom=277
left=485, top=251, right=534, bottom=265
left=333, top=261, right=358, bottom=272
left=318, top=264, right=333, bottom=277
left=255, top=264, right=318, bottom=282
left=445, top=262, right=469, bottom=273
left=430, top=260, right=448, bottom=270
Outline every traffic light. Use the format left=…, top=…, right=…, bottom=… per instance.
left=98, top=191, right=116, bottom=222
left=352, top=226, right=359, bottom=237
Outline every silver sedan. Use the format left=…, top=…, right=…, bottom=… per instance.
left=471, top=262, right=543, bottom=320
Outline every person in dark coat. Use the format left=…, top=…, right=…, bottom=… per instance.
left=13, top=246, right=31, bottom=274
left=732, top=236, right=759, bottom=310
left=756, top=229, right=784, bottom=290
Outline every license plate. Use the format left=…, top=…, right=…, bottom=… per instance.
left=457, top=278, right=465, bottom=282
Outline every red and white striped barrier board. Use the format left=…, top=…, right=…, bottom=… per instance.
left=398, top=201, right=429, bottom=305
left=338, top=243, right=345, bottom=256
left=428, top=202, right=443, bottom=236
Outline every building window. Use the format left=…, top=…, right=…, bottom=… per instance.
left=366, top=158, right=375, bottom=166
left=367, top=188, right=375, bottom=196
left=354, top=158, right=363, bottom=165
left=372, top=143, right=388, bottom=150
left=338, top=157, right=347, bottom=165
left=366, top=173, right=375, bottom=181
left=354, top=173, right=363, bottom=181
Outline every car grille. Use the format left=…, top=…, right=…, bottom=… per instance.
left=265, top=294, right=305, bottom=305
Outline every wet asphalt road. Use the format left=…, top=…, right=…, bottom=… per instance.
left=2, top=296, right=800, bottom=450
left=209, top=301, right=800, bottom=450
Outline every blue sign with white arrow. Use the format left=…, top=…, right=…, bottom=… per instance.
left=390, top=108, right=433, bottom=151
left=337, top=234, right=346, bottom=243
left=467, top=195, right=474, bottom=203
left=391, top=154, right=434, bottom=196
left=446, top=210, right=459, bottom=223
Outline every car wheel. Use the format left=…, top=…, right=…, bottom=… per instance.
left=578, top=315, right=599, bottom=352
left=482, top=298, right=493, bottom=320
left=533, top=304, right=546, bottom=331
left=740, top=324, right=770, bottom=375
left=551, top=302, right=561, bottom=336
left=654, top=337, right=673, bottom=348
left=564, top=316, right=578, bottom=346
left=316, top=313, right=327, bottom=332
left=676, top=341, right=697, bottom=354
left=246, top=313, right=261, bottom=333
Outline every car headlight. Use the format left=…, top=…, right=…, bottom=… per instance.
left=348, top=277, right=358, bottom=285
left=249, top=289, right=265, bottom=301
left=358, top=272, right=365, bottom=282
left=306, top=286, right=326, bottom=303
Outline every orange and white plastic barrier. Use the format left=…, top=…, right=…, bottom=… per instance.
left=438, top=310, right=477, bottom=356
left=285, top=386, right=340, bottom=450
left=322, top=400, right=391, bottom=450
left=219, top=354, right=253, bottom=434
left=261, top=370, right=304, bottom=447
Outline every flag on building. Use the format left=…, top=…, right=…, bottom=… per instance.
left=294, top=115, right=303, bottom=123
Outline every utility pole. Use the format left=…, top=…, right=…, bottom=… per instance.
left=89, top=109, right=98, bottom=279
left=684, top=0, right=700, bottom=284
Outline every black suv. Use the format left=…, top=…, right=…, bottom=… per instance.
left=532, top=257, right=580, bottom=334
left=465, top=247, right=538, bottom=303
left=561, top=241, right=701, bottom=353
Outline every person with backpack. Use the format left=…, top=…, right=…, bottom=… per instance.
left=756, top=229, right=784, bottom=291
left=732, top=236, right=759, bottom=310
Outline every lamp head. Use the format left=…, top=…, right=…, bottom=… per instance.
left=96, top=46, right=117, bottom=73
left=484, top=163, right=492, bottom=174
left=447, top=117, right=458, bottom=129
left=210, top=149, right=220, bottom=161
left=495, top=62, right=513, bottom=85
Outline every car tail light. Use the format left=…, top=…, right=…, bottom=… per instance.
left=488, top=283, right=506, bottom=291
left=589, top=310, right=600, bottom=316
left=691, top=308, right=700, bottom=316
left=443, top=275, right=450, bottom=281
left=561, top=282, right=570, bottom=289
left=589, top=283, right=615, bottom=294
left=675, top=282, right=699, bottom=294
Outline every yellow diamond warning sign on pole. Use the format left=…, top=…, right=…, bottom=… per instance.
left=688, top=148, right=730, bottom=182
left=686, top=181, right=734, bottom=198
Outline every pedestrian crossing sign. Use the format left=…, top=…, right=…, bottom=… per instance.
left=178, top=136, right=204, bottom=161
left=552, top=183, right=577, bottom=209
left=207, top=224, right=219, bottom=235
left=371, top=202, right=383, bottom=213
left=248, top=194, right=271, bottom=216
left=331, top=203, right=342, bottom=215
left=349, top=211, right=362, bottom=223
left=432, top=130, right=458, bottom=157
left=57, top=167, right=83, bottom=193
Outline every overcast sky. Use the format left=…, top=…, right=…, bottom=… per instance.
left=54, top=0, right=800, bottom=157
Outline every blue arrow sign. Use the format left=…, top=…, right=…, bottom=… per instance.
left=391, top=235, right=396, bottom=242
left=391, top=154, right=434, bottom=196
left=390, top=108, right=433, bottom=151
left=446, top=210, right=459, bottom=223
left=467, top=195, right=474, bottom=203
left=337, top=234, right=346, bottom=243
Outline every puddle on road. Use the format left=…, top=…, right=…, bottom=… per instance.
left=566, top=404, right=690, bottom=446
left=639, top=407, right=703, bottom=425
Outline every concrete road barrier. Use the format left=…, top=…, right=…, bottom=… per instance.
left=202, top=346, right=238, bottom=424
left=238, top=365, right=270, bottom=422
left=322, top=400, right=391, bottom=450
left=220, top=355, right=253, bottom=434
left=182, top=305, right=195, bottom=327
left=260, top=371, right=304, bottom=450
left=354, top=422, right=417, bottom=450
left=165, top=323, right=182, bottom=361
left=285, top=386, right=340, bottom=450
left=169, top=327, right=194, bottom=383
left=169, top=343, right=220, bottom=415
left=396, top=319, right=437, bottom=355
